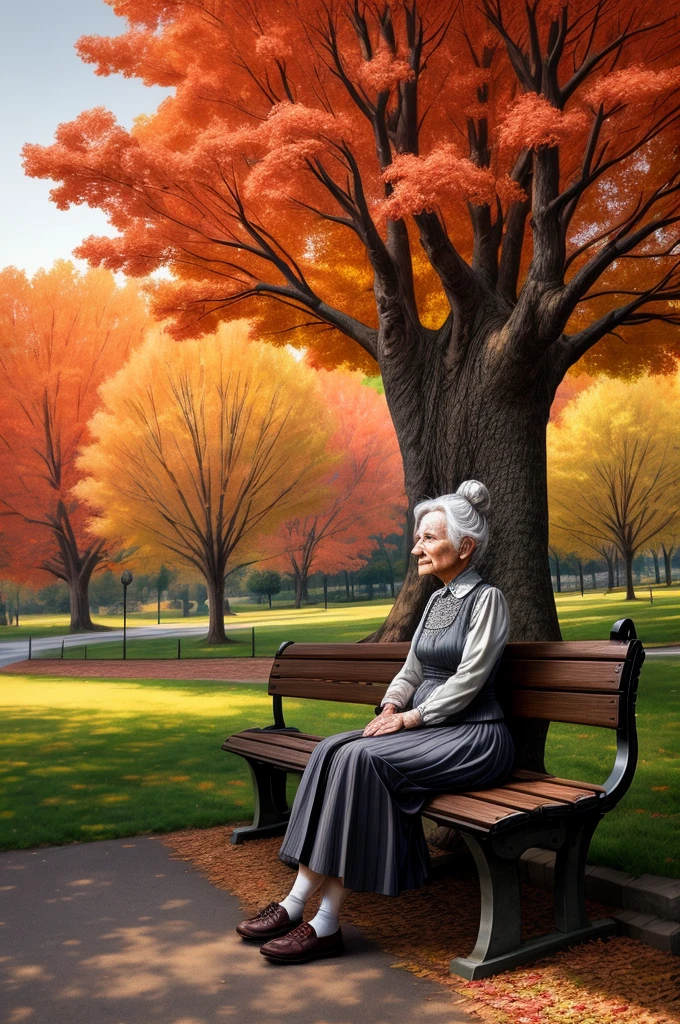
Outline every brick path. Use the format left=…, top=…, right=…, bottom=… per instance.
left=1, top=657, right=274, bottom=682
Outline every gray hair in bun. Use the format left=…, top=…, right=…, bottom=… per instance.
left=413, top=480, right=491, bottom=566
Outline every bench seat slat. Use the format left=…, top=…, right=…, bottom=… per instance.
left=223, top=736, right=311, bottom=771
left=502, top=660, right=622, bottom=691
left=461, top=786, right=572, bottom=815
left=273, top=659, right=400, bottom=683
left=510, top=689, right=619, bottom=727
left=424, top=793, right=529, bottom=830
left=511, top=769, right=606, bottom=793
left=501, top=780, right=599, bottom=808
left=269, top=679, right=387, bottom=704
left=238, top=731, right=322, bottom=754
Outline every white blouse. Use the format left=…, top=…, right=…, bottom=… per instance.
left=379, top=568, right=510, bottom=727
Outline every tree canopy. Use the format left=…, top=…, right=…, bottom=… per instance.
left=264, top=370, right=405, bottom=606
left=0, top=262, right=149, bottom=630
left=23, top=0, right=680, bottom=375
left=548, top=374, right=680, bottom=599
left=75, top=320, right=336, bottom=641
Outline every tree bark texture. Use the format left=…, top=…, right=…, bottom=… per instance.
left=662, top=545, right=675, bottom=586
left=206, top=575, right=228, bottom=644
left=68, top=572, right=96, bottom=633
left=368, top=314, right=561, bottom=770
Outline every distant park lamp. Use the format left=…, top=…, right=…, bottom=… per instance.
left=121, top=570, right=133, bottom=660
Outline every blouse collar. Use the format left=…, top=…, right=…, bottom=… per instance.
left=445, top=566, right=482, bottom=597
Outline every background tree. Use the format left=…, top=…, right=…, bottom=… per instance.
left=0, top=263, right=148, bottom=630
left=247, top=569, right=282, bottom=608
left=548, top=376, right=680, bottom=600
left=75, top=321, right=335, bottom=643
left=24, top=0, right=680, bottom=662
left=263, top=371, right=405, bottom=608
left=657, top=525, right=680, bottom=586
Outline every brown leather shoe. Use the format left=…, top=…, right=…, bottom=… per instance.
left=236, top=901, right=302, bottom=941
left=260, top=922, right=344, bottom=963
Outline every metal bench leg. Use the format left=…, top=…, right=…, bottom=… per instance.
left=554, top=813, right=601, bottom=932
left=449, top=834, right=522, bottom=980
left=449, top=829, right=616, bottom=980
left=230, top=759, right=291, bottom=845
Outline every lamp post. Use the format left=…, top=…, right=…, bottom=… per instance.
left=121, top=570, right=133, bottom=659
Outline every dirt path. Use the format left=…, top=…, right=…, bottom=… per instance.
left=1, top=657, right=273, bottom=682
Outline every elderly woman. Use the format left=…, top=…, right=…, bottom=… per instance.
left=236, top=480, right=514, bottom=964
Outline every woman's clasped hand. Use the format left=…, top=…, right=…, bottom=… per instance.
left=362, top=704, right=422, bottom=736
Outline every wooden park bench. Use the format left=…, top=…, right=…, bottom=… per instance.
left=222, top=618, right=644, bottom=979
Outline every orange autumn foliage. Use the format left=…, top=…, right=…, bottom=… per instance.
left=261, top=372, right=406, bottom=606
left=0, top=263, right=149, bottom=629
left=22, top=0, right=680, bottom=375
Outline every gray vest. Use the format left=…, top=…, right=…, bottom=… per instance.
left=407, top=580, right=505, bottom=725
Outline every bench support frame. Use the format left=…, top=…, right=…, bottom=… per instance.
left=230, top=754, right=291, bottom=845
left=448, top=813, right=614, bottom=979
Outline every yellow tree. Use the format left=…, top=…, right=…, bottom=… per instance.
left=548, top=376, right=680, bottom=601
left=76, top=321, right=335, bottom=642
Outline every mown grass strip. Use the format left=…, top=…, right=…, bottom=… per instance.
left=1, top=661, right=677, bottom=878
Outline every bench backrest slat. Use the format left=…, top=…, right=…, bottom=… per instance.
left=272, top=659, right=402, bottom=684
left=502, top=641, right=632, bottom=660
left=510, top=689, right=620, bottom=728
left=269, top=678, right=387, bottom=705
left=274, top=643, right=411, bottom=660
left=501, top=659, right=623, bottom=691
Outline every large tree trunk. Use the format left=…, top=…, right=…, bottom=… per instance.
left=69, top=571, right=96, bottom=632
left=370, top=319, right=560, bottom=772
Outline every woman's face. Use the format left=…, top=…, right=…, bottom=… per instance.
left=411, top=511, right=475, bottom=585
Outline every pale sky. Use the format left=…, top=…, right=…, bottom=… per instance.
left=0, top=1, right=171, bottom=277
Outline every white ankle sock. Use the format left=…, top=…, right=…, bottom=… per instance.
left=279, top=863, right=324, bottom=920
left=307, top=876, right=351, bottom=937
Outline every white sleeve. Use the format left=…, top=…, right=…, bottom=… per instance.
left=379, top=642, right=424, bottom=709
left=414, top=588, right=509, bottom=727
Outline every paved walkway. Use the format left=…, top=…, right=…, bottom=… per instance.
left=0, top=658, right=274, bottom=682
left=0, top=837, right=473, bottom=1024
left=0, top=626, right=213, bottom=669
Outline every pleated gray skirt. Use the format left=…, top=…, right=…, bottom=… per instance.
left=278, top=719, right=514, bottom=896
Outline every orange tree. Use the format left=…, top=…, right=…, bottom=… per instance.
left=263, top=371, right=405, bottom=608
left=24, top=0, right=680, bottom=667
left=0, top=263, right=148, bottom=630
left=75, top=321, right=336, bottom=643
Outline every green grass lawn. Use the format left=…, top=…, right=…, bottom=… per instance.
left=7, top=585, right=680, bottom=652
left=556, top=587, right=680, bottom=645
left=1, top=659, right=678, bottom=879
left=30, top=602, right=396, bottom=659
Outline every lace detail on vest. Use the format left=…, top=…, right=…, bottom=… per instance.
left=422, top=591, right=465, bottom=631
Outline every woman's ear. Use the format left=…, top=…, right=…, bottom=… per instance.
left=460, top=537, right=476, bottom=560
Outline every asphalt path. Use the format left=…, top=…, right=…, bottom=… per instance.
left=0, top=625, right=210, bottom=669
left=0, top=837, right=473, bottom=1024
